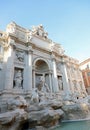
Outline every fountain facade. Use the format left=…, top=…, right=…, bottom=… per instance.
left=0, top=22, right=88, bottom=130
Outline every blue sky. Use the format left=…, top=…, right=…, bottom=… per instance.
left=0, top=0, right=90, bottom=62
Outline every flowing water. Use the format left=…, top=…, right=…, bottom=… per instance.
left=53, top=120, right=90, bottom=130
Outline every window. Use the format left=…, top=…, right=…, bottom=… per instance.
left=86, top=64, right=89, bottom=69
left=87, top=72, right=90, bottom=76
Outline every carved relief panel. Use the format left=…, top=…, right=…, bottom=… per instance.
left=56, top=62, right=62, bottom=75
left=14, top=50, right=25, bottom=68
left=72, top=80, right=78, bottom=93
left=70, top=66, right=76, bottom=79
left=15, top=50, right=24, bottom=62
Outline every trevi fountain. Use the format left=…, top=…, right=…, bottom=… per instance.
left=0, top=22, right=90, bottom=130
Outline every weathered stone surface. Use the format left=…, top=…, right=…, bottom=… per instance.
left=28, top=107, right=64, bottom=127
left=7, top=96, right=28, bottom=110
left=28, top=126, right=49, bottom=130
left=62, top=103, right=90, bottom=120
left=25, top=104, right=47, bottom=112
left=0, top=108, right=28, bottom=130
left=1, top=95, right=90, bottom=129
left=39, top=100, right=63, bottom=110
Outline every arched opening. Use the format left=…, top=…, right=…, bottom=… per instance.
left=35, top=59, right=49, bottom=72
left=33, top=59, right=51, bottom=92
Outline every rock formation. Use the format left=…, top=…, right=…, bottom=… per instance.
left=0, top=88, right=90, bottom=130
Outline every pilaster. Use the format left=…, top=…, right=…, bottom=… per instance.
left=49, top=70, right=53, bottom=92
left=32, top=67, right=36, bottom=88
left=4, top=40, right=15, bottom=90
left=52, top=58, right=59, bottom=92
left=23, top=47, right=33, bottom=91
left=61, top=58, right=70, bottom=95
left=68, top=68, right=75, bottom=93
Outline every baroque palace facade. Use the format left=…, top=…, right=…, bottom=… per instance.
left=0, top=22, right=86, bottom=100
left=80, top=58, right=90, bottom=94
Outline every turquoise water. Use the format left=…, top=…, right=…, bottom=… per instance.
left=54, top=120, right=90, bottom=130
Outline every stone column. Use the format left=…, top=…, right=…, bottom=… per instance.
left=49, top=72, right=52, bottom=92
left=4, top=44, right=15, bottom=90
left=23, top=50, right=33, bottom=91
left=32, top=68, right=36, bottom=88
left=52, top=58, right=59, bottom=92
left=61, top=59, right=70, bottom=96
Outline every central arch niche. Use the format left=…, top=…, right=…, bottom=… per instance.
left=35, top=59, right=49, bottom=72
left=34, top=59, right=51, bottom=91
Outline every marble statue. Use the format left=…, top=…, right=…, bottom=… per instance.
left=37, top=76, right=50, bottom=93
left=30, top=88, right=39, bottom=103
left=14, top=69, right=23, bottom=88
left=58, top=77, right=63, bottom=90
left=32, top=24, right=48, bottom=39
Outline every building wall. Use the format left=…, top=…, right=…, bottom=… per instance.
left=80, top=59, right=90, bottom=70
left=82, top=70, right=90, bottom=87
left=80, top=59, right=90, bottom=94
left=0, top=22, right=86, bottom=99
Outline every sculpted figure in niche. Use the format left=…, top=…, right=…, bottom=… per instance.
left=16, top=51, right=24, bottom=62
left=14, top=70, right=23, bottom=88
left=58, top=77, right=63, bottom=90
left=37, top=76, right=50, bottom=93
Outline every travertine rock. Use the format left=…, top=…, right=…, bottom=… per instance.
left=62, top=103, right=90, bottom=120
left=0, top=108, right=28, bottom=130
left=7, top=96, right=27, bottom=110
left=28, top=108, right=64, bottom=127
left=39, top=100, right=63, bottom=110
